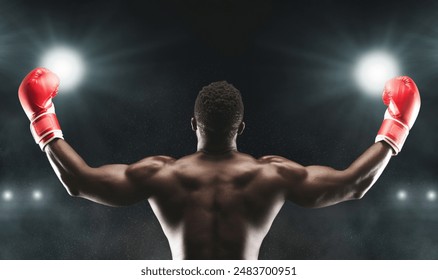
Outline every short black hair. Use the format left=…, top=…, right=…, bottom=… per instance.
left=194, top=81, right=244, bottom=135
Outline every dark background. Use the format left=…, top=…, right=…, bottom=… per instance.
left=0, top=0, right=437, bottom=259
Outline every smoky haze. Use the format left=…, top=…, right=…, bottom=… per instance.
left=0, top=0, right=437, bottom=259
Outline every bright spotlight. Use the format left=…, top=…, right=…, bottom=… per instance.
left=427, top=191, right=436, bottom=201
left=355, top=51, right=399, bottom=96
left=40, top=46, right=85, bottom=92
left=32, top=190, right=43, bottom=201
left=397, top=190, right=407, bottom=201
left=2, top=190, right=13, bottom=201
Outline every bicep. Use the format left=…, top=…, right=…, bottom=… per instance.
left=272, top=143, right=392, bottom=208
left=285, top=164, right=355, bottom=208
left=76, top=164, right=147, bottom=207
left=45, top=140, right=170, bottom=206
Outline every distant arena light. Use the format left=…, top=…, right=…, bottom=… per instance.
left=40, top=46, right=85, bottom=92
left=2, top=190, right=13, bottom=201
left=32, top=190, right=43, bottom=201
left=355, top=51, right=399, bottom=96
left=397, top=190, right=407, bottom=201
left=427, top=190, right=436, bottom=201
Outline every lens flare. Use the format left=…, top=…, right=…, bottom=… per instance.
left=355, top=51, right=399, bottom=96
left=40, top=46, right=85, bottom=92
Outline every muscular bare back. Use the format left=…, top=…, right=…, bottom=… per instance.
left=45, top=139, right=392, bottom=260
left=132, top=152, right=289, bottom=259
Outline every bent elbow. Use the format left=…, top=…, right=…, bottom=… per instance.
left=66, top=187, right=80, bottom=197
left=352, top=189, right=366, bottom=200
left=350, top=177, right=376, bottom=200
left=62, top=182, right=81, bottom=197
left=59, top=174, right=82, bottom=197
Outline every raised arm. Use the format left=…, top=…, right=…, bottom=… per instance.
left=282, top=142, right=392, bottom=208
left=272, top=76, right=421, bottom=208
left=18, top=67, right=173, bottom=206
left=44, top=139, right=174, bottom=206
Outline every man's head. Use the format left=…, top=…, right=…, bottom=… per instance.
left=193, top=81, right=244, bottom=140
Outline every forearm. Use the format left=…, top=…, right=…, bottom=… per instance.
left=44, top=138, right=91, bottom=196
left=338, top=76, right=419, bottom=200
left=345, top=141, right=393, bottom=199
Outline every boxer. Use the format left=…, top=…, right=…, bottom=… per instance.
left=18, top=68, right=420, bottom=259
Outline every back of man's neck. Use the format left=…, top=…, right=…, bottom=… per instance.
left=197, top=140, right=237, bottom=155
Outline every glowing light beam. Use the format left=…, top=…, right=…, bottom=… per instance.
left=40, top=46, right=85, bottom=92
left=32, top=190, right=43, bottom=201
left=355, top=51, right=400, bottom=96
left=2, top=190, right=13, bottom=201
left=397, top=190, right=407, bottom=201
left=427, top=190, right=436, bottom=201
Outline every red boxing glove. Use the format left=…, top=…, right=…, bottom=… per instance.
left=375, top=76, right=421, bottom=155
left=18, top=67, right=63, bottom=151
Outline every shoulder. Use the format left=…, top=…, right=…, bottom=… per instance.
left=257, top=155, right=308, bottom=181
left=126, top=155, right=176, bottom=180
left=258, top=155, right=302, bottom=167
